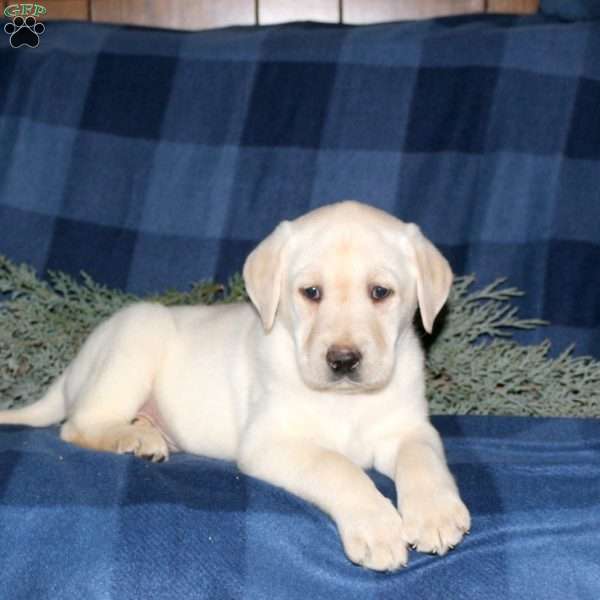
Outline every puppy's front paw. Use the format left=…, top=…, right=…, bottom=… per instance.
left=401, top=489, right=470, bottom=555
left=338, top=500, right=407, bottom=571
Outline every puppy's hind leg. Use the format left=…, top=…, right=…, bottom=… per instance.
left=61, top=417, right=170, bottom=462
left=60, top=303, right=175, bottom=461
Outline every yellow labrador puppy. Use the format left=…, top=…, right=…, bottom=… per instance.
left=0, top=201, right=469, bottom=571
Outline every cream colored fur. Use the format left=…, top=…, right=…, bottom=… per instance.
left=0, top=201, right=469, bottom=571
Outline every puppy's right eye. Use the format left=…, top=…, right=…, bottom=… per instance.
left=301, top=286, right=322, bottom=302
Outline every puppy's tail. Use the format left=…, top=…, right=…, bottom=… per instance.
left=0, top=374, right=66, bottom=427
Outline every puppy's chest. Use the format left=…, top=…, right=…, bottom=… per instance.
left=318, top=408, right=377, bottom=469
left=341, top=430, right=375, bottom=469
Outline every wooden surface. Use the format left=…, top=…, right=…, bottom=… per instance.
left=487, top=0, right=539, bottom=13
left=344, top=0, right=484, bottom=23
left=2, top=0, right=541, bottom=28
left=259, top=0, right=339, bottom=24
left=42, top=0, right=89, bottom=20
left=91, top=0, right=255, bottom=30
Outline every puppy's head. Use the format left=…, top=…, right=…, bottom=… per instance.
left=243, top=201, right=452, bottom=393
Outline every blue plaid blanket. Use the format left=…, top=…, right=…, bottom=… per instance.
left=2, top=15, right=600, bottom=600
left=1, top=416, right=599, bottom=599
left=0, top=15, right=599, bottom=356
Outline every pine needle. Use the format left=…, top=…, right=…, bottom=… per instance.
left=1, top=256, right=598, bottom=417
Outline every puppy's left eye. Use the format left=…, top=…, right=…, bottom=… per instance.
left=301, top=286, right=322, bottom=302
left=370, top=286, right=392, bottom=301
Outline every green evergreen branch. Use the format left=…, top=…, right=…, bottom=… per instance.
left=1, top=255, right=599, bottom=417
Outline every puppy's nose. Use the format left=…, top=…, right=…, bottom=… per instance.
left=326, top=346, right=362, bottom=375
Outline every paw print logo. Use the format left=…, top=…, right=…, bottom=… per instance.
left=4, top=16, right=45, bottom=48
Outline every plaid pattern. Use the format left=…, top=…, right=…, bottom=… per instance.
left=2, top=16, right=600, bottom=599
left=0, top=16, right=599, bottom=356
left=0, top=17, right=599, bottom=355
left=1, top=416, right=600, bottom=599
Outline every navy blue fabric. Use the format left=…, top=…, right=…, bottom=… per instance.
left=1, top=416, right=599, bottom=599
left=2, top=18, right=600, bottom=600
left=540, top=0, right=600, bottom=19
left=1, top=16, right=599, bottom=355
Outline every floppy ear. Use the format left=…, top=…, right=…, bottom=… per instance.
left=405, top=224, right=453, bottom=334
left=243, top=221, right=292, bottom=332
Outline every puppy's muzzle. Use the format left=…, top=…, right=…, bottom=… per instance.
left=326, top=345, right=362, bottom=376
